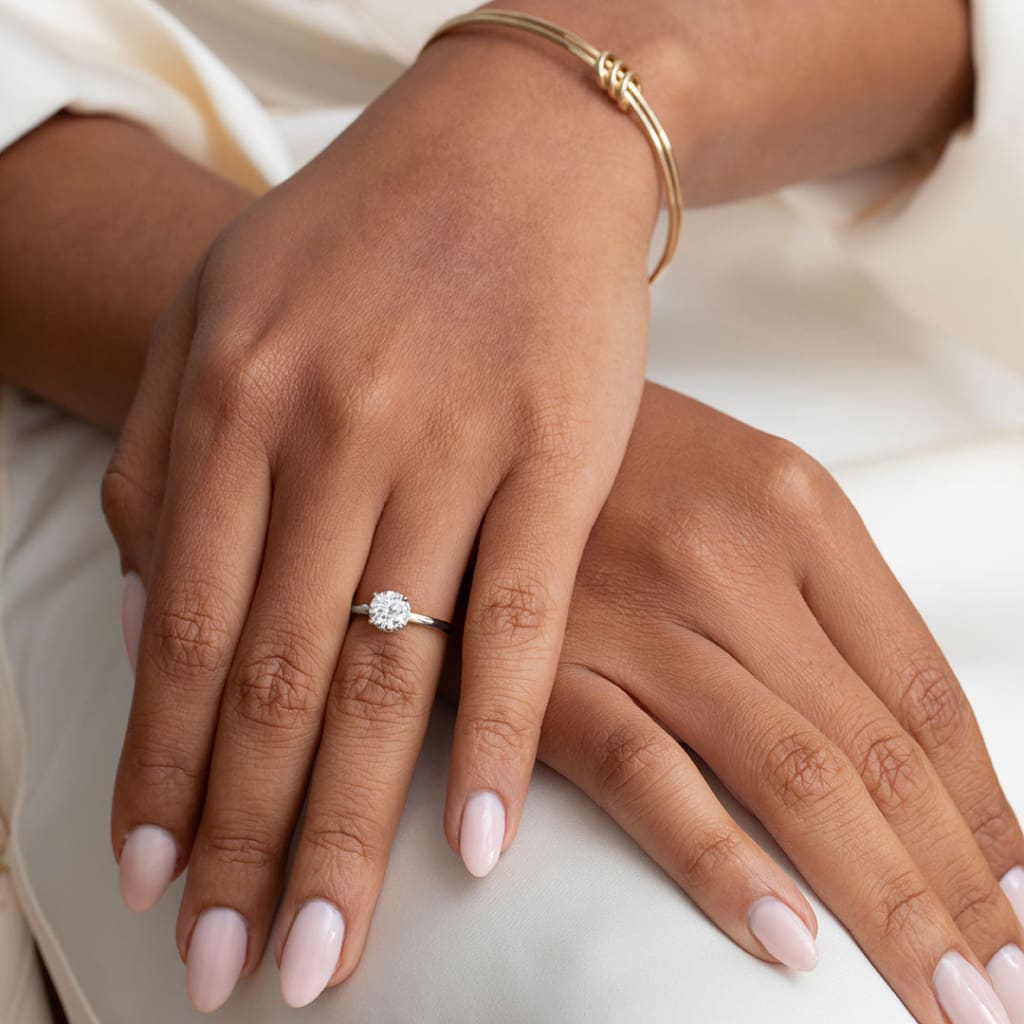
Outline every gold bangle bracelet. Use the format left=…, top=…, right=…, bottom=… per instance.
left=421, top=8, right=683, bottom=284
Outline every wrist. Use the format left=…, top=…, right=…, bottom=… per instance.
left=404, top=11, right=687, bottom=262
left=470, top=1, right=700, bottom=192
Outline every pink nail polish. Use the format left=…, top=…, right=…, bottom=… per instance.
left=989, top=946, right=1024, bottom=1023
left=119, top=825, right=177, bottom=912
left=933, top=952, right=1011, bottom=1024
left=459, top=791, right=505, bottom=878
left=280, top=900, right=345, bottom=1008
left=1002, top=868, right=1024, bottom=930
left=121, top=571, right=146, bottom=673
left=747, top=897, right=818, bottom=972
left=186, top=908, right=247, bottom=1013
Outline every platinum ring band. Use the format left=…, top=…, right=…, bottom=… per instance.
left=352, top=591, right=453, bottom=635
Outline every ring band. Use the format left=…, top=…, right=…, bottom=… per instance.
left=351, top=590, right=454, bottom=635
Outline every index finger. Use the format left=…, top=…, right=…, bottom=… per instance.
left=112, top=388, right=270, bottom=908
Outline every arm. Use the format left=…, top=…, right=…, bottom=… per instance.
left=0, top=2, right=971, bottom=429
left=472, top=0, right=970, bottom=204
left=0, top=114, right=249, bottom=430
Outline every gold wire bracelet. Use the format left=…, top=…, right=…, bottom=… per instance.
left=422, top=9, right=683, bottom=284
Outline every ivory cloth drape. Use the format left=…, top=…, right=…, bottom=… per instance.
left=0, top=2, right=1022, bottom=1021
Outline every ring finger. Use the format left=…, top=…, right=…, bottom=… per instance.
left=273, top=484, right=484, bottom=1007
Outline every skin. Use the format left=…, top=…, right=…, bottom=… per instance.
left=3, top=2, right=1019, bottom=1021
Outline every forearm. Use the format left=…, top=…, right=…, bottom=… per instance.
left=475, top=0, right=972, bottom=204
left=0, top=114, right=249, bottom=430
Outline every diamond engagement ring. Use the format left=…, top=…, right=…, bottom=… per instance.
left=351, top=591, right=454, bottom=635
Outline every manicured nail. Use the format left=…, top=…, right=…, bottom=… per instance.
left=459, top=791, right=505, bottom=878
left=186, top=908, right=247, bottom=1013
left=989, top=946, right=1024, bottom=1023
left=121, top=571, right=146, bottom=672
left=280, top=900, right=345, bottom=1008
left=933, top=952, right=1011, bottom=1024
left=1002, top=868, right=1024, bottom=930
left=747, top=896, right=818, bottom=972
left=119, top=825, right=177, bottom=911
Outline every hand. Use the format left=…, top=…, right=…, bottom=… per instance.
left=528, top=384, right=1024, bottom=1024
left=102, top=34, right=658, bottom=1012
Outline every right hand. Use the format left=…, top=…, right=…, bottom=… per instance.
left=506, top=384, right=1024, bottom=1024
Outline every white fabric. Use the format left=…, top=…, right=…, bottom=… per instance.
left=0, top=2, right=1022, bottom=1022
left=781, top=0, right=1024, bottom=373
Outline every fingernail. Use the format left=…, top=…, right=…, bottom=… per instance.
left=119, top=825, right=177, bottom=911
left=121, top=571, right=146, bottom=672
left=933, top=951, right=1011, bottom=1024
left=459, top=790, right=505, bottom=878
left=186, top=908, right=248, bottom=1013
left=1002, top=868, right=1024, bottom=929
left=747, top=896, right=818, bottom=972
left=989, top=946, right=1024, bottom=1023
left=280, top=900, right=346, bottom=1008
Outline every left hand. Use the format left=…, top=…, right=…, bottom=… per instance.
left=104, top=31, right=656, bottom=1011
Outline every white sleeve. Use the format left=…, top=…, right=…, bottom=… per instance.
left=782, top=0, right=1024, bottom=373
left=0, top=0, right=291, bottom=191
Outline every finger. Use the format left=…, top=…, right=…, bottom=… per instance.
left=540, top=664, right=820, bottom=970
left=727, top=598, right=1024, bottom=971
left=625, top=629, right=1011, bottom=1024
left=274, top=485, right=482, bottom=1007
left=445, top=460, right=596, bottom=877
left=801, top=509, right=1024, bottom=921
left=111, top=378, right=270, bottom=915
left=174, top=459, right=385, bottom=1012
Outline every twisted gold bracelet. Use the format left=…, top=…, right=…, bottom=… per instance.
left=422, top=9, right=683, bottom=284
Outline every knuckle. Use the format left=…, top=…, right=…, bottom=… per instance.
left=195, top=337, right=289, bottom=438
left=229, top=632, right=323, bottom=732
left=677, top=830, right=744, bottom=891
left=472, top=574, right=549, bottom=645
left=333, top=637, right=424, bottom=724
left=761, top=437, right=837, bottom=516
left=150, top=584, right=234, bottom=680
left=333, top=349, right=394, bottom=427
left=948, top=875, right=1008, bottom=937
left=304, top=816, right=379, bottom=866
left=898, top=654, right=967, bottom=748
left=871, top=874, right=934, bottom=944
left=593, top=723, right=673, bottom=803
left=967, top=798, right=1024, bottom=867
left=124, top=747, right=203, bottom=794
left=462, top=710, right=535, bottom=761
left=857, top=730, right=929, bottom=814
left=762, top=731, right=851, bottom=816
left=199, top=826, right=278, bottom=869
